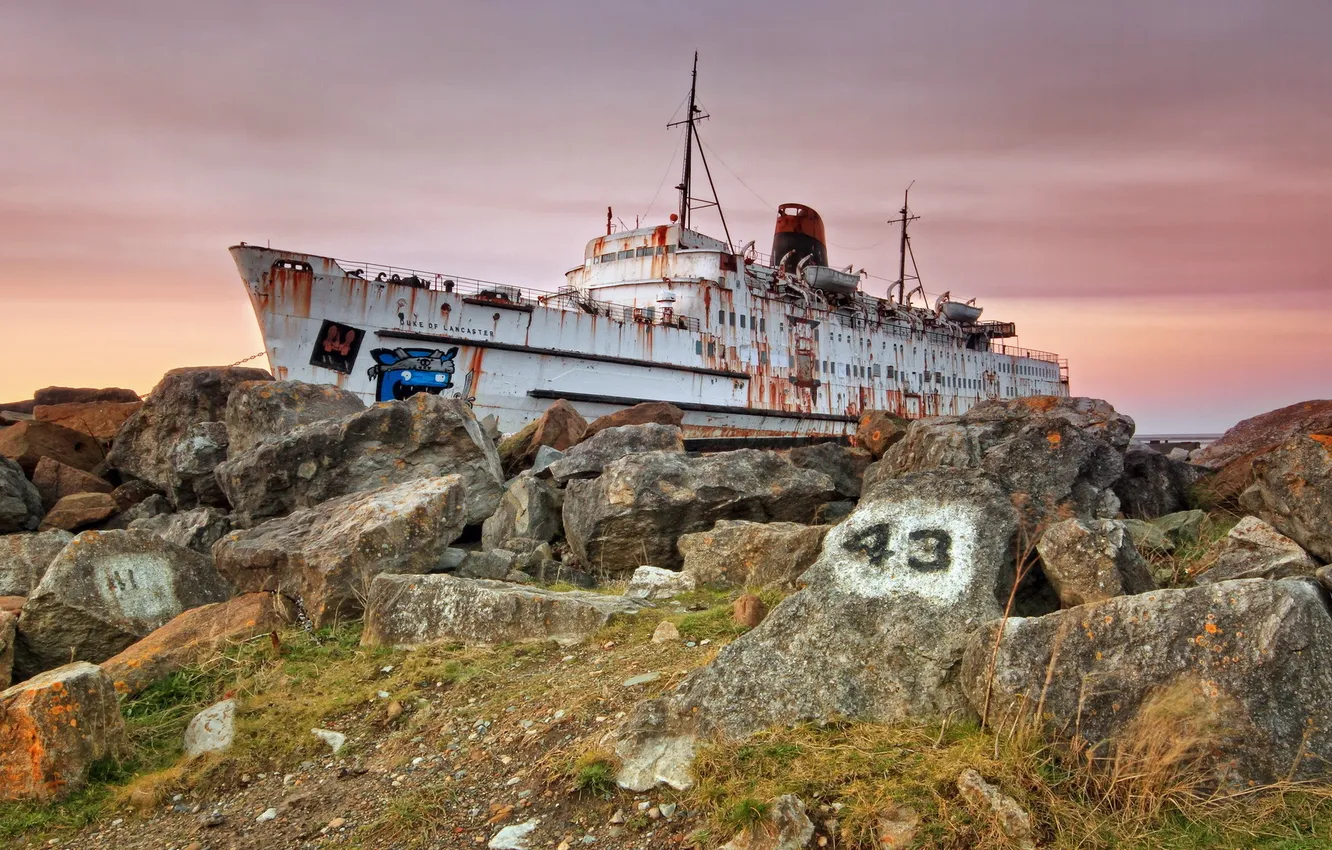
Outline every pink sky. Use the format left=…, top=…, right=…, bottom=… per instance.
left=2, top=0, right=1328, bottom=432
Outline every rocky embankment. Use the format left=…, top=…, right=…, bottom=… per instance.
left=2, top=373, right=1332, bottom=848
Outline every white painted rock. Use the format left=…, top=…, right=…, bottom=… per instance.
left=184, top=699, right=236, bottom=759
left=489, top=818, right=539, bottom=849
left=625, top=566, right=696, bottom=600
left=312, top=728, right=346, bottom=754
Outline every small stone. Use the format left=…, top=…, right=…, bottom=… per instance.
left=623, top=672, right=661, bottom=687
left=489, top=817, right=540, bottom=849
left=387, top=700, right=404, bottom=722
left=732, top=593, right=767, bottom=628
left=312, top=728, right=347, bottom=754
left=256, top=807, right=278, bottom=823
left=328, top=816, right=347, bottom=829
left=200, top=810, right=225, bottom=828
left=658, top=802, right=677, bottom=818
left=651, top=621, right=680, bottom=644
left=609, top=809, right=626, bottom=824
left=646, top=806, right=660, bottom=820
left=956, top=769, right=1035, bottom=849
left=183, top=699, right=236, bottom=759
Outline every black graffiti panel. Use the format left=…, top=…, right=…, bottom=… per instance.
left=309, top=320, right=365, bottom=374
left=843, top=523, right=953, bottom=572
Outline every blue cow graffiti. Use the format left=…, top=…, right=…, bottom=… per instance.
left=367, top=347, right=459, bottom=402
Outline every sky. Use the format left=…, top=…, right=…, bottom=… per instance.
left=2, top=0, right=1328, bottom=433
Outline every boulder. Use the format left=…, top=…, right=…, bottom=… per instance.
left=584, top=401, right=684, bottom=440
left=102, top=593, right=292, bottom=696
left=32, top=401, right=142, bottom=442
left=813, top=500, right=856, bottom=525
left=164, top=421, right=230, bottom=509
left=547, top=423, right=685, bottom=484
left=530, top=445, right=564, bottom=478
left=130, top=507, right=232, bottom=553
left=0, top=610, right=14, bottom=689
left=110, top=479, right=162, bottom=513
left=1112, top=448, right=1206, bottom=520
left=183, top=699, right=236, bottom=759
left=102, top=493, right=170, bottom=530
left=212, top=476, right=466, bottom=627
left=224, top=380, right=366, bottom=457
left=563, top=450, right=837, bottom=576
left=1035, top=518, right=1156, bottom=608
left=0, top=419, right=106, bottom=476
left=1239, top=434, right=1332, bottom=563
left=107, top=366, right=271, bottom=495
left=455, top=549, right=519, bottom=581
left=0, top=456, right=42, bottom=533
left=216, top=393, right=502, bottom=527
left=15, top=530, right=233, bottom=675
left=497, top=399, right=588, bottom=476
left=787, top=442, right=871, bottom=499
left=1150, top=509, right=1206, bottom=546
left=961, top=578, right=1332, bottom=787
left=0, top=400, right=35, bottom=415
left=625, top=566, right=697, bottom=600
left=0, top=597, right=21, bottom=616
left=362, top=574, right=649, bottom=648
left=1193, top=400, right=1332, bottom=470
left=871, top=396, right=1132, bottom=532
left=1197, top=516, right=1319, bottom=585
left=855, top=410, right=911, bottom=459
left=38, top=492, right=118, bottom=532
left=32, top=386, right=141, bottom=406
left=677, top=521, right=830, bottom=590
left=0, top=662, right=126, bottom=801
left=614, top=471, right=1018, bottom=791
left=1122, top=518, right=1174, bottom=554
left=0, top=531, right=72, bottom=596
left=31, top=456, right=113, bottom=511
left=481, top=473, right=563, bottom=550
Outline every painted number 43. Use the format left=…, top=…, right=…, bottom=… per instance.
left=844, top=524, right=952, bottom=572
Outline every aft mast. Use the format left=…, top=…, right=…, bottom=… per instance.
left=667, top=53, right=733, bottom=250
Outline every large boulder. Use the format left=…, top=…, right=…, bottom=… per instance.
left=30, top=456, right=113, bottom=512
left=481, top=473, right=563, bottom=551
left=1239, top=434, right=1332, bottom=563
left=1194, top=400, right=1332, bottom=470
left=677, top=520, right=830, bottom=590
left=855, top=410, right=910, bottom=459
left=563, top=450, right=837, bottom=576
left=962, top=578, right=1332, bottom=787
left=15, top=530, right=233, bottom=675
left=1035, top=518, right=1156, bottom=608
left=0, top=610, right=14, bottom=689
left=1197, top=516, right=1319, bottom=584
left=216, top=393, right=502, bottom=527
left=0, top=531, right=72, bottom=596
left=0, top=419, right=106, bottom=476
left=497, top=399, right=588, bottom=476
left=224, top=380, right=366, bottom=457
left=0, top=663, right=126, bottom=801
left=584, top=401, right=684, bottom=440
left=613, top=471, right=1018, bottom=791
left=787, top=441, right=871, bottom=499
left=32, top=401, right=142, bottom=442
left=107, top=366, right=272, bottom=496
left=547, top=423, right=685, bottom=484
left=32, top=386, right=141, bottom=406
left=212, top=476, right=466, bottom=626
left=38, top=492, right=118, bottom=532
left=130, top=507, right=232, bottom=553
left=101, top=593, right=293, bottom=696
left=0, top=456, right=42, bottom=533
left=164, top=421, right=231, bottom=509
left=1112, top=448, right=1206, bottom=519
left=870, top=397, right=1133, bottom=532
left=362, top=573, right=649, bottom=648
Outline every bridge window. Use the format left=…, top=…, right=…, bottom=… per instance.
left=718, top=309, right=725, bottom=324
left=759, top=351, right=769, bottom=365
left=740, top=314, right=746, bottom=329
left=695, top=340, right=703, bottom=355
left=759, top=318, right=766, bottom=332
left=729, top=312, right=736, bottom=327
left=707, top=342, right=716, bottom=356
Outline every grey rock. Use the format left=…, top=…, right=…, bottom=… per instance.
left=677, top=520, right=829, bottom=590
left=436, top=548, right=469, bottom=573
left=787, top=441, right=871, bottom=499
left=529, top=445, right=564, bottom=478
left=563, top=450, right=837, bottom=576
left=216, top=393, right=503, bottom=527
left=871, top=396, right=1133, bottom=532
left=547, top=423, right=685, bottom=484
left=0, top=456, right=42, bottom=534
left=456, top=549, right=518, bottom=581
left=481, top=473, right=563, bottom=550
left=1151, top=509, right=1206, bottom=545
left=224, top=380, right=366, bottom=457
left=0, top=609, right=14, bottom=689
left=1036, top=518, right=1156, bottom=608
left=625, top=566, right=697, bottom=600
left=1168, top=447, right=1191, bottom=461
left=165, top=421, right=230, bottom=509
left=183, top=699, right=236, bottom=759
left=130, top=507, right=233, bottom=554
left=1122, top=518, right=1174, bottom=554
left=961, top=578, right=1332, bottom=787
left=718, top=794, right=814, bottom=850
left=1239, top=434, right=1332, bottom=562
left=1113, top=448, right=1207, bottom=520
left=362, top=574, right=650, bottom=648
left=614, top=471, right=1018, bottom=791
left=1196, top=516, right=1318, bottom=584
left=15, top=530, right=233, bottom=676
left=812, top=500, right=856, bottom=525
left=212, top=476, right=466, bottom=627
left=956, top=770, right=1035, bottom=850
left=102, top=493, right=171, bottom=530
left=0, top=530, right=72, bottom=596
left=108, top=366, right=272, bottom=498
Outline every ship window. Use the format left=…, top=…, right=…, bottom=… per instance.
left=740, top=315, right=746, bottom=329
left=617, top=249, right=634, bottom=260
left=729, top=312, right=736, bottom=327
left=636, top=246, right=653, bottom=257
left=845, top=364, right=851, bottom=377
left=814, top=330, right=819, bottom=342
left=759, top=318, right=765, bottom=332
left=695, top=340, right=703, bottom=355
left=707, top=342, right=716, bottom=356
left=888, top=366, right=896, bottom=379
left=873, top=364, right=881, bottom=378
left=789, top=354, right=795, bottom=368
left=759, top=351, right=769, bottom=365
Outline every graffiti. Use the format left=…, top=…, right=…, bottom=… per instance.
left=842, top=522, right=953, bottom=573
left=367, top=347, right=459, bottom=402
left=309, top=320, right=364, bottom=374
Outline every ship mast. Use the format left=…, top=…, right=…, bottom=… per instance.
left=668, top=53, right=733, bottom=249
left=887, top=183, right=920, bottom=304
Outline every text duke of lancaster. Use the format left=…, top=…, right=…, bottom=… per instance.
left=398, top=320, right=495, bottom=338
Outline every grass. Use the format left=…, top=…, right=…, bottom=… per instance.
left=572, top=755, right=618, bottom=798
left=1141, top=509, right=1241, bottom=587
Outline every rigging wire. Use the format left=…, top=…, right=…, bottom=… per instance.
left=699, top=138, right=772, bottom=211
left=640, top=132, right=684, bottom=224
left=827, top=230, right=896, bottom=252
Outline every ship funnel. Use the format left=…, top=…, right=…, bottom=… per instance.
left=772, top=203, right=828, bottom=273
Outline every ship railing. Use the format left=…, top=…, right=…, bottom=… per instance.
left=543, top=287, right=703, bottom=332
left=334, top=258, right=557, bottom=306
left=989, top=343, right=1062, bottom=364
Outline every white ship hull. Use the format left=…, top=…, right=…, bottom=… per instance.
left=231, top=234, right=1069, bottom=439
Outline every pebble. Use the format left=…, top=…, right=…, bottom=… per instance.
left=256, top=807, right=278, bottom=822
left=622, top=672, right=661, bottom=687
left=659, top=802, right=677, bottom=818
left=328, top=817, right=347, bottom=829
left=651, top=621, right=680, bottom=643
left=199, top=811, right=225, bottom=828
left=609, top=809, right=626, bottom=824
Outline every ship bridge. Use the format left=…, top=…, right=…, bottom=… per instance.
left=565, top=224, right=732, bottom=297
